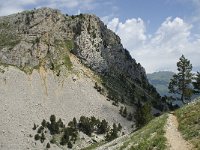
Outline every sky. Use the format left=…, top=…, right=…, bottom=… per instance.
left=0, top=0, right=200, bottom=73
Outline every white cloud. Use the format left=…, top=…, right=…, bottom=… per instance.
left=108, top=18, right=147, bottom=51
left=107, top=17, right=200, bottom=73
left=0, top=0, right=38, bottom=16
left=107, top=18, right=119, bottom=31
left=0, top=0, right=98, bottom=16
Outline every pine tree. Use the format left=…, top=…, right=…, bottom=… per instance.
left=117, top=123, right=122, bottom=131
left=97, top=119, right=109, bottom=134
left=50, top=115, right=56, bottom=123
left=60, top=128, right=69, bottom=145
left=73, top=117, right=77, bottom=128
left=127, top=113, right=133, bottom=121
left=41, top=119, right=47, bottom=127
left=134, top=101, right=153, bottom=128
left=68, top=141, right=73, bottom=148
left=106, top=123, right=118, bottom=141
left=32, top=123, right=37, bottom=130
left=193, top=72, right=200, bottom=93
left=168, top=55, right=193, bottom=103
left=40, top=133, right=46, bottom=143
left=34, top=134, right=40, bottom=141
left=122, top=107, right=127, bottom=117
left=46, top=142, right=50, bottom=149
left=119, top=106, right=123, bottom=115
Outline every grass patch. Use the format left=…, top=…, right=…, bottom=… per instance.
left=81, top=141, right=106, bottom=150
left=120, top=114, right=168, bottom=150
left=175, top=99, right=200, bottom=149
left=0, top=33, right=20, bottom=49
left=65, top=40, right=74, bottom=51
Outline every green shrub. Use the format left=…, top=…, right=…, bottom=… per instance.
left=41, top=119, right=47, bottom=127
left=32, top=123, right=37, bottom=130
left=97, top=119, right=109, bottom=134
left=106, top=123, right=118, bottom=141
left=117, top=123, right=122, bottom=131
left=134, top=101, right=153, bottom=128
left=46, top=142, right=50, bottom=148
left=50, top=115, right=56, bottom=123
left=119, top=106, right=123, bottom=115
left=34, top=134, right=40, bottom=141
left=37, top=126, right=44, bottom=133
left=40, top=133, right=46, bottom=143
left=122, top=107, right=127, bottom=117
left=68, top=141, right=73, bottom=148
left=127, top=113, right=133, bottom=121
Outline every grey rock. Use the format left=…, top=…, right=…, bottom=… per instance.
left=0, top=7, right=161, bottom=104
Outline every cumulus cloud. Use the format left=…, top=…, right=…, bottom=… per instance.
left=0, top=0, right=98, bottom=16
left=107, top=17, right=200, bottom=73
left=0, top=0, right=37, bottom=16
left=108, top=18, right=147, bottom=50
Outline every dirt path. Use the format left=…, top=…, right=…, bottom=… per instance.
left=165, top=113, right=193, bottom=150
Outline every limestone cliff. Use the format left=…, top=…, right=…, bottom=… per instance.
left=0, top=7, right=161, bottom=107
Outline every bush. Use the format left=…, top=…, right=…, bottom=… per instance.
left=122, top=107, right=127, bottom=117
left=79, top=116, right=93, bottom=136
left=112, top=100, right=119, bottom=106
left=97, top=119, right=109, bottom=134
left=50, top=115, right=56, bottom=123
left=41, top=119, right=47, bottom=127
left=60, top=133, right=69, bottom=145
left=134, top=101, right=153, bottom=128
left=34, top=134, right=40, bottom=141
left=32, top=123, right=37, bottom=130
left=105, top=123, right=118, bottom=141
left=68, top=141, right=73, bottom=148
left=40, top=133, right=46, bottom=143
left=46, top=142, right=50, bottom=148
left=117, top=123, right=122, bottom=131
left=37, top=126, right=44, bottom=133
left=57, top=118, right=65, bottom=128
left=50, top=137, right=56, bottom=144
left=119, top=106, right=123, bottom=115
left=127, top=113, right=133, bottom=121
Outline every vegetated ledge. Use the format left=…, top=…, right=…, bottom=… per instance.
left=119, top=114, right=168, bottom=150
left=175, top=98, right=200, bottom=149
left=0, top=38, right=74, bottom=75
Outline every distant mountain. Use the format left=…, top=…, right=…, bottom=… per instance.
left=147, top=71, right=175, bottom=96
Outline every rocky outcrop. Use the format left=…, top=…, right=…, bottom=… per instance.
left=0, top=7, right=161, bottom=105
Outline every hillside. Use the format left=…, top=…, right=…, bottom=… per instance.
left=175, top=98, right=200, bottom=149
left=147, top=71, right=174, bottom=96
left=0, top=8, right=162, bottom=150
left=0, top=8, right=161, bottom=105
left=96, top=98, right=200, bottom=150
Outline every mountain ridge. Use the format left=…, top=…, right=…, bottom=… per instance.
left=0, top=7, right=161, bottom=105
left=0, top=8, right=163, bottom=150
left=147, top=71, right=175, bottom=96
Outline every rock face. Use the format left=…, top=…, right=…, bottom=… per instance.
left=0, top=65, right=133, bottom=150
left=0, top=7, right=163, bottom=150
left=0, top=7, right=161, bottom=105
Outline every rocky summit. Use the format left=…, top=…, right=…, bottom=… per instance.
left=0, top=8, right=162, bottom=150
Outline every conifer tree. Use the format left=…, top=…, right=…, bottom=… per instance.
left=46, top=143, right=50, bottom=149
left=122, top=107, right=127, bottom=117
left=193, top=72, right=200, bottom=93
left=134, top=101, right=153, bottom=128
left=127, top=113, right=133, bottom=121
left=168, top=55, right=193, bottom=103
left=119, top=106, right=123, bottom=115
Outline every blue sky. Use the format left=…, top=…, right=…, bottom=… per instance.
left=0, top=0, right=200, bottom=73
